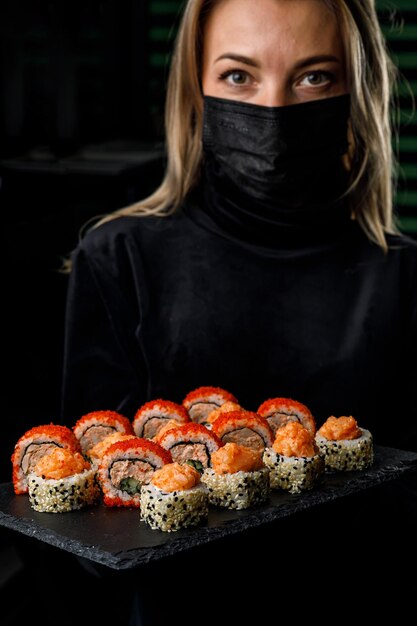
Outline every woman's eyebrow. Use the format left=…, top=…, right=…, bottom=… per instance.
left=293, top=54, right=341, bottom=69
left=214, top=53, right=260, bottom=68
left=214, top=53, right=341, bottom=70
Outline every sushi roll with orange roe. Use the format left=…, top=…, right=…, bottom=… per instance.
left=201, top=442, right=270, bottom=509
left=315, top=415, right=373, bottom=472
left=205, top=401, right=242, bottom=428
left=155, top=423, right=223, bottom=468
left=98, top=438, right=172, bottom=508
left=211, top=410, right=273, bottom=453
left=133, top=399, right=190, bottom=439
left=263, top=422, right=324, bottom=494
left=140, top=461, right=209, bottom=532
left=257, top=397, right=316, bottom=438
left=11, top=424, right=81, bottom=494
left=73, top=410, right=134, bottom=455
left=86, top=432, right=137, bottom=467
left=182, top=385, right=238, bottom=424
left=27, top=448, right=100, bottom=513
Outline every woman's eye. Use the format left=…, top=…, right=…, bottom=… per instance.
left=299, top=71, right=332, bottom=87
left=220, top=70, right=250, bottom=86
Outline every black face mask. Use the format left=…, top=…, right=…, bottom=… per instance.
left=200, top=94, right=352, bottom=246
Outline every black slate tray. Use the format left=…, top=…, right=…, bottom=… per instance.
left=1, top=444, right=416, bottom=570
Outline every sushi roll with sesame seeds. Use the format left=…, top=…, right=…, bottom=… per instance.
left=315, top=415, right=373, bottom=472
left=263, top=422, right=324, bottom=494
left=257, top=397, right=316, bottom=438
left=133, top=399, right=190, bottom=439
left=27, top=448, right=100, bottom=513
left=140, top=461, right=209, bottom=532
left=97, top=437, right=172, bottom=508
left=155, top=422, right=223, bottom=468
left=211, top=410, right=273, bottom=453
left=11, top=424, right=82, bottom=495
left=201, top=442, right=270, bottom=510
left=182, top=385, right=238, bottom=424
left=73, top=410, right=134, bottom=455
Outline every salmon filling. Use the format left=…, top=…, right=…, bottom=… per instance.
left=206, top=402, right=242, bottom=425
left=221, top=428, right=266, bottom=453
left=21, top=442, right=62, bottom=475
left=87, top=433, right=136, bottom=463
left=109, top=459, right=155, bottom=491
left=80, top=425, right=118, bottom=452
left=267, top=412, right=302, bottom=433
left=188, top=402, right=221, bottom=423
left=169, top=443, right=210, bottom=467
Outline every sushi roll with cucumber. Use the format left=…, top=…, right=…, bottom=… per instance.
left=98, top=437, right=172, bottom=507
left=263, top=421, right=324, bottom=494
left=201, top=442, right=270, bottom=510
left=140, top=461, right=209, bottom=532
left=315, top=415, right=373, bottom=472
left=182, top=385, right=238, bottom=424
left=11, top=423, right=81, bottom=494
left=27, top=448, right=100, bottom=513
left=73, top=410, right=134, bottom=455
left=257, top=397, right=316, bottom=438
left=133, top=399, right=190, bottom=439
left=155, top=422, right=223, bottom=468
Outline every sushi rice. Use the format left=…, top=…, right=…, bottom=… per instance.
left=140, top=482, right=209, bottom=532
left=27, top=467, right=100, bottom=513
left=202, top=467, right=270, bottom=510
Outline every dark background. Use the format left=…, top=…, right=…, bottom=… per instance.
left=0, top=1, right=416, bottom=622
left=1, top=0, right=416, bottom=486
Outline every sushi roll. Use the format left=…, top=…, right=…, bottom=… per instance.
left=263, top=422, right=324, bottom=494
left=204, top=400, right=242, bottom=428
left=211, top=410, right=273, bottom=453
left=73, top=410, right=134, bottom=455
left=27, top=448, right=100, bottom=513
left=315, top=415, right=373, bottom=472
left=97, top=437, right=172, bottom=507
left=182, top=385, right=238, bottom=424
left=201, top=442, right=270, bottom=510
left=140, top=461, right=209, bottom=532
left=85, top=432, right=137, bottom=468
left=11, top=424, right=81, bottom=494
left=257, top=397, right=316, bottom=438
left=133, top=399, right=190, bottom=439
left=155, top=423, right=223, bottom=468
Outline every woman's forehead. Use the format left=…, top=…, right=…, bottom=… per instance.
left=202, top=0, right=345, bottom=66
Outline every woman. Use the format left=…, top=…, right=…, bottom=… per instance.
left=61, top=0, right=416, bottom=455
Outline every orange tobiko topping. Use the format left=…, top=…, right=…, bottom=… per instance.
left=182, top=386, right=238, bottom=408
left=317, top=416, right=361, bottom=441
left=273, top=422, right=318, bottom=458
left=33, top=448, right=90, bottom=479
left=211, top=442, right=264, bottom=474
left=151, top=462, right=201, bottom=492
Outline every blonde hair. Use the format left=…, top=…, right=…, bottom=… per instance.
left=85, top=0, right=400, bottom=251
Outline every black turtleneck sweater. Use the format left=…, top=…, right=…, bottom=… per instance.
left=61, top=184, right=417, bottom=453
